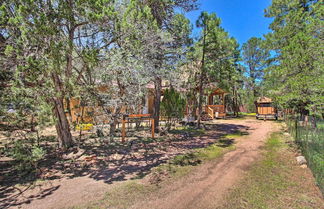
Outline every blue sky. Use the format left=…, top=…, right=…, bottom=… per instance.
left=185, top=0, right=273, bottom=46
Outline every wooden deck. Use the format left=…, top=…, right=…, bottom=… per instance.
left=205, top=105, right=226, bottom=119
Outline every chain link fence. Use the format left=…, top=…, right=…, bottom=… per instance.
left=286, top=116, right=324, bottom=194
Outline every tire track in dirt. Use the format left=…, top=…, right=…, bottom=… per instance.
left=132, top=119, right=276, bottom=209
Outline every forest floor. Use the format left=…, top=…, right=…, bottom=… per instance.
left=1, top=117, right=323, bottom=209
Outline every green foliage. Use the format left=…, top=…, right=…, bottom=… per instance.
left=263, top=0, right=323, bottom=116
left=1, top=0, right=117, bottom=147
left=161, top=88, right=186, bottom=124
left=187, top=11, right=243, bottom=117
left=171, top=138, right=235, bottom=166
left=195, top=12, right=239, bottom=84
left=241, top=37, right=270, bottom=111
left=5, top=140, right=46, bottom=173
left=172, top=153, right=201, bottom=166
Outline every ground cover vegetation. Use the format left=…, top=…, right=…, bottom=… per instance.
left=0, top=0, right=323, bottom=207
left=222, top=130, right=324, bottom=209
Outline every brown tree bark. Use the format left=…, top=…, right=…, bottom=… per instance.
left=52, top=72, right=73, bottom=148
left=153, top=76, right=162, bottom=132
left=109, top=106, right=122, bottom=141
left=53, top=97, right=73, bottom=148
left=64, top=15, right=75, bottom=123
left=197, top=25, right=207, bottom=128
left=233, top=86, right=239, bottom=117
left=235, top=91, right=239, bottom=117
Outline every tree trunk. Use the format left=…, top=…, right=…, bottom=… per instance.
left=311, top=115, right=317, bottom=129
left=109, top=118, right=118, bottom=141
left=153, top=76, right=162, bottom=132
left=197, top=75, right=204, bottom=128
left=197, top=25, right=207, bottom=128
left=311, top=107, right=317, bottom=128
left=53, top=97, right=73, bottom=148
left=232, top=88, right=236, bottom=117
left=109, top=106, right=122, bottom=141
left=234, top=87, right=239, bottom=117
left=51, top=70, right=73, bottom=148
left=65, top=3, right=75, bottom=124
left=30, top=114, right=36, bottom=132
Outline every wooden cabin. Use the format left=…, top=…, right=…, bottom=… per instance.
left=144, top=81, right=171, bottom=115
left=186, top=85, right=228, bottom=120
left=204, top=87, right=228, bottom=119
left=65, top=82, right=229, bottom=125
left=255, top=97, right=278, bottom=120
left=65, top=85, right=135, bottom=125
left=65, top=82, right=170, bottom=125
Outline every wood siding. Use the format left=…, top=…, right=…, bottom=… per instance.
left=257, top=103, right=276, bottom=115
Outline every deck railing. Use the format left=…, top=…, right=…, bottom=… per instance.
left=206, top=105, right=225, bottom=113
left=207, top=106, right=214, bottom=119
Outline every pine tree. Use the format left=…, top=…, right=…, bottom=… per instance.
left=194, top=12, right=240, bottom=126
left=264, top=0, right=323, bottom=119
left=242, top=37, right=270, bottom=111
left=1, top=0, right=116, bottom=147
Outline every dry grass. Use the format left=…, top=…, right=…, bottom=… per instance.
left=77, top=181, right=158, bottom=209
left=219, top=132, right=324, bottom=209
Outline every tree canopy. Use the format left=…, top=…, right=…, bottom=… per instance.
left=263, top=0, right=323, bottom=117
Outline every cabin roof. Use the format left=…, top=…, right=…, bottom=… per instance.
left=207, top=87, right=228, bottom=95
left=193, top=83, right=229, bottom=95
left=204, top=83, right=228, bottom=94
left=205, top=85, right=229, bottom=95
left=256, top=97, right=273, bottom=103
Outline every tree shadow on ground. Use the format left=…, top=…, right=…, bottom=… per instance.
left=0, top=122, right=250, bottom=208
left=0, top=182, right=60, bottom=209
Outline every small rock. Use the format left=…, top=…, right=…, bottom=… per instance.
left=113, top=153, right=123, bottom=161
left=300, top=164, right=307, bottom=169
left=296, top=156, right=307, bottom=165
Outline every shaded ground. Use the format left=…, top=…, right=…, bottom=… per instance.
left=3, top=118, right=321, bottom=209
left=0, top=119, right=249, bottom=209
left=130, top=118, right=275, bottom=209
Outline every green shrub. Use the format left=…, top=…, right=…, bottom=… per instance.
left=6, top=140, right=46, bottom=173
left=172, top=153, right=201, bottom=166
left=161, top=88, right=186, bottom=129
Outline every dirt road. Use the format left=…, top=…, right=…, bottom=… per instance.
left=4, top=118, right=276, bottom=209
left=132, top=119, right=276, bottom=209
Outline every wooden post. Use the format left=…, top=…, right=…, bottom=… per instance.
left=222, top=94, right=225, bottom=108
left=222, top=93, right=226, bottom=118
left=122, top=117, right=126, bottom=143
left=151, top=118, right=155, bottom=139
left=208, top=95, right=212, bottom=106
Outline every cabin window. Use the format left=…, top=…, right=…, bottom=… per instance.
left=260, top=103, right=272, bottom=107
